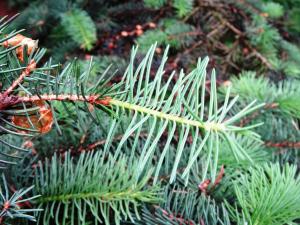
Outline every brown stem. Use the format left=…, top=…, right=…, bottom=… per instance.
left=172, top=23, right=225, bottom=66
left=224, top=21, right=243, bottom=36
left=183, top=6, right=200, bottom=22
left=17, top=94, right=111, bottom=106
left=265, top=141, right=300, bottom=148
left=3, top=60, right=36, bottom=96
left=239, top=103, right=278, bottom=126
left=221, top=20, right=273, bottom=69
left=79, top=132, right=149, bottom=152
left=154, top=205, right=196, bottom=225
left=168, top=31, right=202, bottom=40
left=245, top=45, right=273, bottom=69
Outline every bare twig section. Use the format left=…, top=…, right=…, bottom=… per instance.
left=224, top=21, right=243, bottom=36
left=17, top=94, right=111, bottom=106
left=168, top=30, right=202, bottom=40
left=239, top=110, right=261, bottom=127
left=183, top=7, right=200, bottom=22
left=244, top=44, right=273, bottom=69
left=265, top=141, right=300, bottom=149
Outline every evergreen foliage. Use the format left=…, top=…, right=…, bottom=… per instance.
left=229, top=163, right=300, bottom=225
left=226, top=71, right=300, bottom=118
left=0, top=174, right=40, bottom=223
left=173, top=0, right=194, bottom=17
left=7, top=0, right=300, bottom=79
left=60, top=9, right=97, bottom=50
left=1, top=0, right=300, bottom=224
left=139, top=187, right=232, bottom=225
left=262, top=2, right=284, bottom=18
left=137, top=19, right=194, bottom=52
left=143, top=0, right=166, bottom=9
left=35, top=152, right=159, bottom=225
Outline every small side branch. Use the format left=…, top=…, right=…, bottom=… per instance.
left=239, top=103, right=278, bottom=126
left=3, top=60, right=36, bottom=96
left=78, top=132, right=149, bottom=152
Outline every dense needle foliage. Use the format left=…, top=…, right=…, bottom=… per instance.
left=0, top=0, right=300, bottom=224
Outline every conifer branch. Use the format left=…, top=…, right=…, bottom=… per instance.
left=17, top=95, right=227, bottom=132
left=3, top=59, right=36, bottom=96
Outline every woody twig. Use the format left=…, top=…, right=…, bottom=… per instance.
left=3, top=59, right=36, bottom=96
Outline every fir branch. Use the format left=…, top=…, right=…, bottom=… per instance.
left=0, top=39, right=264, bottom=183
left=35, top=151, right=160, bottom=225
left=229, top=163, right=300, bottom=225
left=15, top=95, right=229, bottom=132
left=0, top=174, right=41, bottom=223
left=139, top=187, right=232, bottom=225
left=16, top=93, right=251, bottom=133
left=224, top=72, right=300, bottom=119
left=60, top=9, right=97, bottom=50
